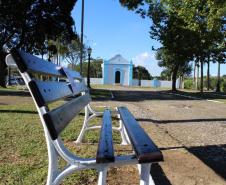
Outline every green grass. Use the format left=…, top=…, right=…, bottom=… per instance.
left=0, top=88, right=123, bottom=185
left=91, top=84, right=171, bottom=90
left=0, top=86, right=19, bottom=91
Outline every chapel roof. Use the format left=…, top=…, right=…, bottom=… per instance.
left=107, top=54, right=131, bottom=65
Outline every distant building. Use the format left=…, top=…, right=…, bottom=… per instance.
left=102, top=54, right=133, bottom=86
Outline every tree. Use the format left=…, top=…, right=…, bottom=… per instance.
left=0, top=0, right=77, bottom=87
left=160, top=69, right=171, bottom=81
left=120, top=0, right=225, bottom=92
left=90, top=58, right=103, bottom=78
left=168, top=0, right=226, bottom=92
left=133, top=65, right=152, bottom=80
left=151, top=3, right=197, bottom=90
left=120, top=0, right=196, bottom=91
left=212, top=42, right=226, bottom=92
left=64, top=38, right=87, bottom=70
left=156, top=47, right=192, bottom=90
left=48, top=39, right=68, bottom=65
left=71, top=58, right=103, bottom=78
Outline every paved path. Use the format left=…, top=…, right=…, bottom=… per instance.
left=92, top=87, right=226, bottom=185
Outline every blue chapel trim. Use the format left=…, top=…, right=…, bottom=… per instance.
left=102, top=60, right=108, bottom=84
left=102, top=55, right=133, bottom=86
left=129, top=60, right=133, bottom=86
left=113, top=67, right=124, bottom=85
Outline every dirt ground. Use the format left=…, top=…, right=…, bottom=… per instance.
left=1, top=87, right=226, bottom=185
left=91, top=86, right=226, bottom=185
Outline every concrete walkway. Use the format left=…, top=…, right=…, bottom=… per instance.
left=92, top=87, right=226, bottom=185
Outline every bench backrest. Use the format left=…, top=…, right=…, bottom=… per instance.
left=6, top=48, right=91, bottom=140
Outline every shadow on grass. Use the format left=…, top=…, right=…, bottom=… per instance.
left=151, top=163, right=172, bottom=185
left=137, top=118, right=226, bottom=124
left=0, top=89, right=30, bottom=97
left=0, top=109, right=37, bottom=114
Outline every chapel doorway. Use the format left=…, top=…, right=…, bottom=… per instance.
left=115, top=71, right=120, bottom=83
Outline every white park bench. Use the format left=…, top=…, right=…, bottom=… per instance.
left=5, top=48, right=163, bottom=185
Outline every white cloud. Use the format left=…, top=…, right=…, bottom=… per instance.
left=132, top=52, right=163, bottom=76
left=92, top=42, right=97, bottom=47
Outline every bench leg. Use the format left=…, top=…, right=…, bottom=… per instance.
left=75, top=106, right=90, bottom=143
left=46, top=136, right=60, bottom=185
left=138, top=164, right=155, bottom=185
left=97, top=168, right=108, bottom=185
left=87, top=104, right=103, bottom=116
left=75, top=104, right=103, bottom=144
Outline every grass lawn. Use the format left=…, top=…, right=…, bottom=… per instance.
left=0, top=87, right=127, bottom=185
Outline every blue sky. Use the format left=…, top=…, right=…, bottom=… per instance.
left=72, top=0, right=225, bottom=77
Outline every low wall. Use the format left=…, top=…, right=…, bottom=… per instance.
left=83, top=78, right=103, bottom=85
left=141, top=80, right=151, bottom=87
left=83, top=78, right=182, bottom=88
left=132, top=79, right=180, bottom=88
left=160, top=80, right=172, bottom=87
left=132, top=79, right=139, bottom=86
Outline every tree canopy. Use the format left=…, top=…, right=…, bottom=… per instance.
left=133, top=65, right=152, bottom=80
left=0, top=0, right=77, bottom=87
left=120, top=0, right=225, bottom=91
left=72, top=58, right=103, bottom=78
left=0, top=0, right=76, bottom=53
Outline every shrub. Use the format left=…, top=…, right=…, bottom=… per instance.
left=184, top=79, right=193, bottom=89
left=222, top=80, right=226, bottom=92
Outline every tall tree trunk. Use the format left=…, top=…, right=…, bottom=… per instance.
left=172, top=65, right=179, bottom=91
left=194, top=62, right=196, bottom=88
left=207, top=59, right=210, bottom=91
left=182, top=75, right=184, bottom=89
left=179, top=75, right=183, bottom=89
left=196, top=63, right=199, bottom=90
left=0, top=51, right=7, bottom=87
left=8, top=67, right=11, bottom=85
left=216, top=61, right=221, bottom=92
left=200, top=59, right=204, bottom=93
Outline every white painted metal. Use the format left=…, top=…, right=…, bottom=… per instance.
left=74, top=105, right=90, bottom=143
left=138, top=164, right=155, bottom=185
left=5, top=54, right=17, bottom=68
left=75, top=104, right=129, bottom=145
left=98, top=168, right=108, bottom=185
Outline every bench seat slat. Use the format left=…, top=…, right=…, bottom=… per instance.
left=33, top=80, right=87, bottom=105
left=96, top=110, right=115, bottom=163
left=118, top=107, right=163, bottom=163
left=11, top=49, right=81, bottom=79
left=43, top=94, right=91, bottom=140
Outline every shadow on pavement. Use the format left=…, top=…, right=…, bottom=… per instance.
left=188, top=144, right=226, bottom=180
left=160, top=144, right=226, bottom=181
left=111, top=90, right=226, bottom=102
left=151, top=163, right=172, bottom=185
left=137, top=118, right=226, bottom=124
